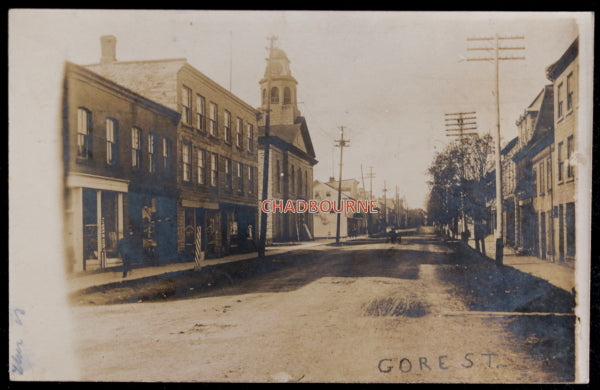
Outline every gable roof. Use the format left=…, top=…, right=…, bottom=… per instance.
left=259, top=116, right=317, bottom=162
left=512, top=85, right=554, bottom=163
left=529, top=85, right=554, bottom=144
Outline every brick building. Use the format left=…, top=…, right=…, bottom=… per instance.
left=62, top=61, right=180, bottom=272
left=85, top=36, right=260, bottom=259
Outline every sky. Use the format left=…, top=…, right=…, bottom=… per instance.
left=10, top=10, right=587, bottom=210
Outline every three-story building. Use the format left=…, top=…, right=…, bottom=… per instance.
left=86, top=36, right=260, bottom=259
left=546, top=37, right=578, bottom=264
left=63, top=61, right=180, bottom=272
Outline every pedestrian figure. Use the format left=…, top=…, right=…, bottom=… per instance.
left=118, top=227, right=138, bottom=278
left=387, top=227, right=398, bottom=244
left=474, top=220, right=486, bottom=256
left=461, top=228, right=471, bottom=244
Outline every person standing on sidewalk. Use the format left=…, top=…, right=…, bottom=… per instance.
left=474, top=220, right=486, bottom=256
left=118, top=226, right=138, bottom=278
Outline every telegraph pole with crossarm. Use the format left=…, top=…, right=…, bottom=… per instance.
left=466, top=34, right=525, bottom=266
left=445, top=111, right=478, bottom=237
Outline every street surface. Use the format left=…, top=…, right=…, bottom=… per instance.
left=70, top=226, right=575, bottom=383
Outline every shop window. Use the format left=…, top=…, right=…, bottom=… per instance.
left=77, top=107, right=92, bottom=159
left=248, top=166, right=255, bottom=195
left=196, top=94, right=206, bottom=131
left=148, top=133, right=157, bottom=173
left=566, top=202, right=576, bottom=258
left=105, top=118, right=118, bottom=165
left=210, top=153, right=218, bottom=187
left=162, top=138, right=172, bottom=173
left=557, top=142, right=564, bottom=182
left=566, top=72, right=574, bottom=111
left=209, top=102, right=218, bottom=137
left=557, top=82, right=564, bottom=118
left=224, top=110, right=232, bottom=143
left=182, top=142, right=192, bottom=182
left=131, top=127, right=141, bottom=169
left=225, top=158, right=233, bottom=191
left=567, top=136, right=574, bottom=179
left=236, top=161, right=243, bottom=193
left=236, top=117, right=243, bottom=148
left=181, top=85, right=192, bottom=125
left=247, top=123, right=254, bottom=152
left=197, top=148, right=206, bottom=185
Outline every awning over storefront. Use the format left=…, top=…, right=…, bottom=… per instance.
left=67, top=173, right=129, bottom=193
left=181, top=199, right=220, bottom=210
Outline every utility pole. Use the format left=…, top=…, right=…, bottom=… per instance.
left=259, top=35, right=277, bottom=258
left=445, top=111, right=478, bottom=239
left=466, top=34, right=525, bottom=266
left=334, top=126, right=349, bottom=245
left=365, top=166, right=375, bottom=235
left=382, top=181, right=389, bottom=226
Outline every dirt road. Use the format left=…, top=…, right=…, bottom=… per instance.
left=70, top=227, right=575, bottom=382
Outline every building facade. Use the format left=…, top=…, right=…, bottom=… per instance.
left=312, top=180, right=350, bottom=239
left=86, top=36, right=260, bottom=259
left=62, top=62, right=180, bottom=272
left=497, top=137, right=518, bottom=248
left=257, top=46, right=318, bottom=242
left=546, top=37, right=578, bottom=264
left=325, top=178, right=368, bottom=235
left=511, top=85, right=554, bottom=257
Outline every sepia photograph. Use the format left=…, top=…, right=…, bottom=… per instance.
left=8, top=9, right=594, bottom=383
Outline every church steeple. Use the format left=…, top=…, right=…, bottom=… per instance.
left=259, top=44, right=301, bottom=126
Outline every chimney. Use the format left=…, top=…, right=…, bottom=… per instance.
left=100, top=35, right=117, bottom=64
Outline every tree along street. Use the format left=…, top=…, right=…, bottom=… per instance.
left=70, top=226, right=575, bottom=383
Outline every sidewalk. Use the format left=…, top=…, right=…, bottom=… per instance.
left=66, top=238, right=343, bottom=293
left=464, top=235, right=576, bottom=294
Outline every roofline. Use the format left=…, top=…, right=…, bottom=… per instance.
left=546, top=37, right=578, bottom=81
left=501, top=136, right=519, bottom=155
left=82, top=57, right=188, bottom=67
left=180, top=63, right=260, bottom=115
left=86, top=58, right=259, bottom=115
left=65, top=61, right=182, bottom=121
left=316, top=180, right=355, bottom=199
